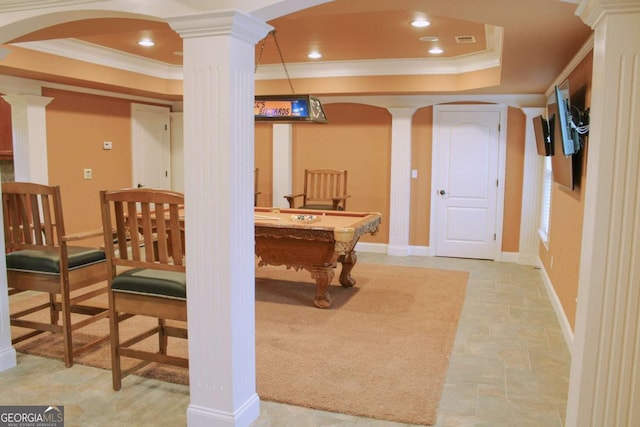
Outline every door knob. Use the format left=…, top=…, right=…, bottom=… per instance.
left=439, top=190, right=447, bottom=195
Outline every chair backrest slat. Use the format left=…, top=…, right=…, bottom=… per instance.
left=100, top=188, right=185, bottom=273
left=304, top=169, right=348, bottom=205
left=2, top=182, right=63, bottom=253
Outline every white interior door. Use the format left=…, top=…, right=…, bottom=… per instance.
left=131, top=103, right=171, bottom=190
left=431, top=105, right=506, bottom=260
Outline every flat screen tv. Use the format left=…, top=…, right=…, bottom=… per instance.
left=555, top=84, right=580, bottom=156
left=533, top=115, right=553, bottom=156
left=548, top=85, right=574, bottom=190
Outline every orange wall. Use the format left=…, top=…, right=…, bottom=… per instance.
left=291, top=103, right=391, bottom=244
left=538, top=51, right=593, bottom=330
left=43, top=87, right=134, bottom=237
left=503, top=107, right=526, bottom=252
left=40, top=89, right=528, bottom=256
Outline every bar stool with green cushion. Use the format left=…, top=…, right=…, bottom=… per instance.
left=3, top=182, right=110, bottom=368
left=99, top=187, right=187, bottom=391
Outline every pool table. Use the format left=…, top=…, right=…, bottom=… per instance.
left=254, top=207, right=382, bottom=308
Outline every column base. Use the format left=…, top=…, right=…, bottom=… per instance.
left=0, top=347, right=17, bottom=372
left=187, top=393, right=260, bottom=427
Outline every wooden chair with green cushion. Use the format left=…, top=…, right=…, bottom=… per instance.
left=99, top=187, right=187, bottom=390
left=284, top=168, right=350, bottom=210
left=2, top=181, right=110, bottom=368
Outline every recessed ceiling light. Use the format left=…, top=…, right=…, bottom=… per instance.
left=307, top=51, right=322, bottom=59
left=419, top=36, right=440, bottom=42
left=411, top=19, right=431, bottom=28
left=429, top=47, right=444, bottom=54
left=138, top=38, right=155, bottom=47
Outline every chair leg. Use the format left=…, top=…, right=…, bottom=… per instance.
left=48, top=293, right=59, bottom=325
left=110, top=294, right=122, bottom=391
left=60, top=281, right=74, bottom=368
left=158, top=318, right=168, bottom=355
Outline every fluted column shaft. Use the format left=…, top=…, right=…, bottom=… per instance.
left=168, top=10, right=271, bottom=427
left=519, top=107, right=546, bottom=265
left=387, top=107, right=416, bottom=256
left=567, top=1, right=640, bottom=426
left=1, top=94, right=53, bottom=184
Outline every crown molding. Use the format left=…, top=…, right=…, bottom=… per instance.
left=11, top=24, right=503, bottom=82
left=545, top=34, right=594, bottom=97
left=257, top=25, right=502, bottom=79
left=11, top=39, right=184, bottom=80
left=0, top=0, right=99, bottom=12
left=319, top=93, right=546, bottom=110
left=255, top=50, right=500, bottom=80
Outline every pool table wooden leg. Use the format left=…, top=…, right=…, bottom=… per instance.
left=338, top=250, right=357, bottom=288
left=310, top=266, right=334, bottom=308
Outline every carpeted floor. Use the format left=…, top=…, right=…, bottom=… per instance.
left=12, top=263, right=468, bottom=425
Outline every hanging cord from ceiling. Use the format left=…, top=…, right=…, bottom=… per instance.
left=255, top=30, right=296, bottom=95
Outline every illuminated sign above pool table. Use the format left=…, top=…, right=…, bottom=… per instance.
left=254, top=95, right=328, bottom=123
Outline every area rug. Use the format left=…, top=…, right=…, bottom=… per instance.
left=11, top=263, right=468, bottom=425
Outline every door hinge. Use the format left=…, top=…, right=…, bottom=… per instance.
left=496, top=179, right=499, bottom=187
left=165, top=171, right=168, bottom=177
left=498, top=124, right=501, bottom=132
left=494, top=233, right=496, bottom=240
left=164, top=124, right=168, bottom=131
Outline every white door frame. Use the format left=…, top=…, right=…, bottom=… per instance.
left=430, top=104, right=508, bottom=260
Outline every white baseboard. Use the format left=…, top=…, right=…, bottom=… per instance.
left=501, top=252, right=519, bottom=263
left=356, top=243, right=431, bottom=257
left=360, top=245, right=544, bottom=268
left=386, top=244, right=410, bottom=256
left=518, top=252, right=541, bottom=266
left=355, top=242, right=387, bottom=253
left=538, top=260, right=574, bottom=354
left=408, top=245, right=430, bottom=256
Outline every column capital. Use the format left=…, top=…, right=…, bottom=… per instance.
left=520, top=107, right=546, bottom=119
left=2, top=94, right=53, bottom=108
left=168, top=9, right=272, bottom=44
left=577, top=0, right=640, bottom=28
left=386, top=107, right=417, bottom=119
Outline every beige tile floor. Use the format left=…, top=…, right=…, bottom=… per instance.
left=0, top=253, right=570, bottom=427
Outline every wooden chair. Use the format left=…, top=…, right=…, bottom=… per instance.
left=99, top=187, right=187, bottom=390
left=284, top=169, right=350, bottom=210
left=254, top=168, right=261, bottom=207
left=2, top=181, right=109, bottom=367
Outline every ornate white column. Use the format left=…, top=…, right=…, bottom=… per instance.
left=0, top=94, right=52, bottom=365
left=519, top=107, right=545, bottom=265
left=168, top=11, right=271, bottom=427
left=1, top=94, right=53, bottom=184
left=566, top=1, right=640, bottom=426
left=387, top=108, right=416, bottom=256
left=272, top=123, right=292, bottom=208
